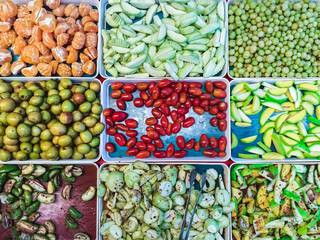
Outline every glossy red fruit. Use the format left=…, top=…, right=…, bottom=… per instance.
left=203, top=149, right=218, bottom=158
left=194, top=142, right=200, bottom=151
left=200, top=100, right=209, bottom=108
left=217, top=112, right=227, bottom=119
left=126, top=148, right=139, bottom=156
left=213, top=89, right=226, bottom=99
left=121, top=92, right=133, bottom=101
left=171, top=110, right=178, bottom=122
left=209, top=98, right=221, bottom=106
left=218, top=136, right=227, bottom=151
left=123, top=83, right=136, bottom=93
left=179, top=92, right=187, bottom=104
left=171, top=92, right=178, bottom=106
left=103, top=108, right=115, bottom=117
left=155, top=125, right=166, bottom=136
left=125, top=119, right=138, bottom=128
left=136, top=82, right=148, bottom=91
left=205, top=81, right=214, bottom=93
left=154, top=138, right=164, bottom=149
left=177, top=107, right=188, bottom=115
left=111, top=82, right=123, bottom=90
left=164, top=96, right=171, bottom=106
left=182, top=81, right=188, bottom=92
left=152, top=108, right=163, bottom=119
left=184, top=98, right=192, bottom=109
left=126, top=130, right=138, bottom=137
left=134, top=98, right=144, bottom=107
left=190, top=82, right=202, bottom=88
left=105, top=143, right=115, bottom=153
left=174, top=102, right=182, bottom=109
left=145, top=117, right=158, bottom=125
left=158, top=79, right=172, bottom=88
left=115, top=124, right=128, bottom=132
left=153, top=150, right=166, bottom=158
left=160, top=103, right=170, bottom=116
left=140, top=91, right=148, bottom=100
left=146, top=127, right=154, bottom=131
left=209, top=137, right=218, bottom=149
left=192, top=98, right=200, bottom=107
left=153, top=99, right=164, bottom=108
left=145, top=97, right=154, bottom=107
left=111, top=90, right=122, bottom=99
left=193, top=106, right=204, bottom=115
left=183, top=117, right=195, bottom=128
left=147, top=130, right=160, bottom=140
left=218, top=119, right=227, bottom=131
left=147, top=143, right=156, bottom=152
left=200, top=134, right=209, bottom=148
left=152, top=85, right=160, bottom=99
left=136, top=150, right=150, bottom=158
left=161, top=116, right=169, bottom=128
left=166, top=143, right=174, bottom=157
left=112, top=111, right=128, bottom=122
left=173, top=150, right=187, bottom=158
left=174, top=83, right=183, bottom=93
left=161, top=87, right=173, bottom=97
left=166, top=123, right=172, bottom=136
left=105, top=117, right=115, bottom=127
left=214, top=81, right=227, bottom=90
left=218, top=102, right=228, bottom=111
left=185, top=139, right=195, bottom=150
left=209, top=107, right=218, bottom=115
left=177, top=115, right=185, bottom=123
left=115, top=133, right=126, bottom=146
left=106, top=127, right=117, bottom=135
left=126, top=137, right=137, bottom=149
left=188, top=87, right=202, bottom=96
left=116, top=99, right=126, bottom=110
left=171, top=121, right=181, bottom=134
left=199, top=93, right=211, bottom=101
left=148, top=81, right=156, bottom=95
left=176, top=136, right=185, bottom=149
left=136, top=141, right=147, bottom=150
left=203, top=106, right=209, bottom=112
left=141, top=135, right=152, bottom=143
left=210, top=117, right=218, bottom=127
left=218, top=151, right=226, bottom=157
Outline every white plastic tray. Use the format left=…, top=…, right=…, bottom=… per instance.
left=98, top=162, right=231, bottom=240
left=0, top=77, right=103, bottom=164
left=101, top=78, right=231, bottom=162
left=99, top=0, right=228, bottom=79
left=4, top=0, right=101, bottom=79
left=230, top=78, right=320, bottom=162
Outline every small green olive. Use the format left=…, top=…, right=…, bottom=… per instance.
left=11, top=93, right=21, bottom=103
left=49, top=122, right=67, bottom=136
left=89, top=137, right=100, bottom=148
left=59, top=89, right=72, bottom=100
left=15, top=151, right=28, bottom=161
left=46, top=146, right=59, bottom=159
left=93, top=123, right=105, bottom=135
left=13, top=107, right=26, bottom=116
left=80, top=82, right=89, bottom=89
left=80, top=130, right=93, bottom=143
left=30, top=137, right=40, bottom=144
left=17, top=123, right=31, bottom=137
left=52, top=135, right=59, bottom=145
left=6, top=112, right=23, bottom=126
left=60, top=112, right=73, bottom=125
left=3, top=135, right=18, bottom=145
left=48, top=89, right=59, bottom=96
left=58, top=135, right=72, bottom=147
left=41, top=111, right=51, bottom=123
left=85, top=148, right=98, bottom=159
left=20, top=142, right=32, bottom=153
left=19, top=136, right=32, bottom=143
left=0, top=125, right=5, bottom=135
left=75, top=85, right=86, bottom=93
left=79, top=102, right=91, bottom=113
left=34, top=89, right=45, bottom=97
left=1, top=92, right=10, bottom=98
left=67, top=127, right=78, bottom=139
left=26, top=105, right=40, bottom=115
left=47, top=95, right=61, bottom=105
left=10, top=81, right=22, bottom=89
left=83, top=116, right=97, bottom=128
left=59, top=146, right=73, bottom=159
left=0, top=82, right=13, bottom=93
left=47, top=119, right=59, bottom=128
left=20, top=101, right=29, bottom=109
left=46, top=80, right=58, bottom=90
left=6, top=126, right=18, bottom=139
left=40, top=141, right=53, bottom=152
left=90, top=82, right=101, bottom=93
left=77, top=144, right=90, bottom=154
left=92, top=104, right=102, bottom=115
left=61, top=100, right=74, bottom=112
left=36, top=123, right=47, bottom=131
left=40, top=101, right=50, bottom=110
left=30, top=152, right=40, bottom=159
left=33, top=144, right=41, bottom=153
left=0, top=112, right=9, bottom=126
left=72, top=148, right=83, bottom=160
left=23, top=118, right=33, bottom=126
left=28, top=111, right=42, bottom=123
left=72, top=111, right=83, bottom=122
left=74, top=136, right=83, bottom=145
left=40, top=129, right=53, bottom=141
left=29, top=96, right=44, bottom=106
left=25, top=82, right=39, bottom=91
left=84, top=89, right=96, bottom=102
left=50, top=104, right=62, bottom=115
left=0, top=149, right=11, bottom=161
left=18, top=89, right=32, bottom=101
left=73, top=122, right=86, bottom=132
left=60, top=78, right=72, bottom=89
left=0, top=98, right=15, bottom=112
left=5, top=144, right=19, bottom=152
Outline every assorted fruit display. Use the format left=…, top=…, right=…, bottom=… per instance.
left=229, top=0, right=320, bottom=78
left=99, top=162, right=234, bottom=240
left=0, top=0, right=98, bottom=77
left=0, top=164, right=96, bottom=240
left=102, top=0, right=226, bottom=79
left=231, top=163, right=320, bottom=240
left=0, top=79, right=104, bottom=162
left=103, top=79, right=229, bottom=159
left=231, top=80, right=320, bottom=160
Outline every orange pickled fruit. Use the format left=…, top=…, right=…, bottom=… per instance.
left=37, top=62, right=52, bottom=76
left=79, top=3, right=92, bottom=17
left=66, top=47, right=78, bottom=64
left=81, top=16, right=93, bottom=26
left=42, top=32, right=56, bottom=49
left=13, top=36, right=27, bottom=55
left=0, top=0, right=18, bottom=22
left=84, top=47, right=97, bottom=60
left=0, top=49, right=12, bottom=65
left=45, top=0, right=60, bottom=10
left=49, top=60, right=58, bottom=74
left=14, top=18, right=34, bottom=38
left=89, top=9, right=99, bottom=22
left=71, top=31, right=85, bottom=50
left=31, top=25, right=42, bottom=42
left=11, top=60, right=26, bottom=75
left=79, top=53, right=89, bottom=64
left=17, top=4, right=30, bottom=18
left=85, top=32, right=97, bottom=48
left=54, top=22, right=69, bottom=36
left=33, top=41, right=49, bottom=55
left=21, top=45, right=40, bottom=64
left=21, top=65, right=38, bottom=77
left=34, top=0, right=44, bottom=9
left=2, top=30, right=16, bottom=46
left=0, top=62, right=12, bottom=76
left=72, top=62, right=83, bottom=77
left=0, top=39, right=9, bottom=49
left=64, top=4, right=78, bottom=18
left=66, top=17, right=77, bottom=35
left=76, top=20, right=84, bottom=32
left=56, top=63, right=71, bottom=77
left=52, top=4, right=65, bottom=17
left=82, top=60, right=95, bottom=75
left=38, top=13, right=56, bottom=33
left=84, top=22, right=98, bottom=32
left=57, top=33, right=69, bottom=47
left=39, top=53, right=53, bottom=63
left=31, top=6, right=47, bottom=24
left=52, top=46, right=68, bottom=62
left=0, top=21, right=11, bottom=33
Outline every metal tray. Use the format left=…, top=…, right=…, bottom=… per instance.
left=98, top=0, right=228, bottom=79
left=101, top=78, right=231, bottom=162
left=98, top=162, right=231, bottom=240
left=0, top=77, right=103, bottom=164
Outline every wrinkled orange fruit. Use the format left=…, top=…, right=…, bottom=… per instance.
left=84, top=47, right=97, bottom=60
left=2, top=30, right=16, bottom=46
left=0, top=39, right=9, bottom=49
left=14, top=18, right=34, bottom=38
left=85, top=32, right=97, bottom=48
left=21, top=65, right=38, bottom=77
left=0, top=0, right=18, bottom=22
left=39, top=53, right=53, bottom=63
left=52, top=46, right=67, bottom=62
left=0, top=49, right=12, bottom=65
left=21, top=45, right=40, bottom=64
left=42, top=31, right=56, bottom=49
left=71, top=31, right=85, bottom=50
left=11, top=61, right=26, bottom=75
left=89, top=9, right=99, bottom=22
left=52, top=4, right=65, bottom=17
left=33, top=41, right=49, bottom=55
left=79, top=53, right=89, bottom=64
left=49, top=60, right=58, bottom=74
left=37, top=62, right=52, bottom=76
left=45, top=0, right=60, bottom=10
left=79, top=3, right=92, bottom=17
left=54, top=22, right=69, bottom=36
left=0, top=62, right=12, bottom=76
left=0, top=21, right=11, bottom=33
left=82, top=60, right=95, bottom=75
left=12, top=36, right=27, bottom=55
left=84, top=22, right=98, bottom=32
left=76, top=20, right=84, bottom=32
left=66, top=47, right=78, bottom=64
left=31, top=6, right=47, bottom=24
left=66, top=17, right=77, bottom=35
left=18, top=4, right=30, bottom=18
left=56, top=63, right=71, bottom=77
left=56, top=33, right=69, bottom=46
left=38, top=13, right=56, bottom=33
left=81, top=16, right=93, bottom=26
left=64, top=4, right=77, bottom=18
left=72, top=62, right=83, bottom=77
left=31, top=25, right=42, bottom=42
